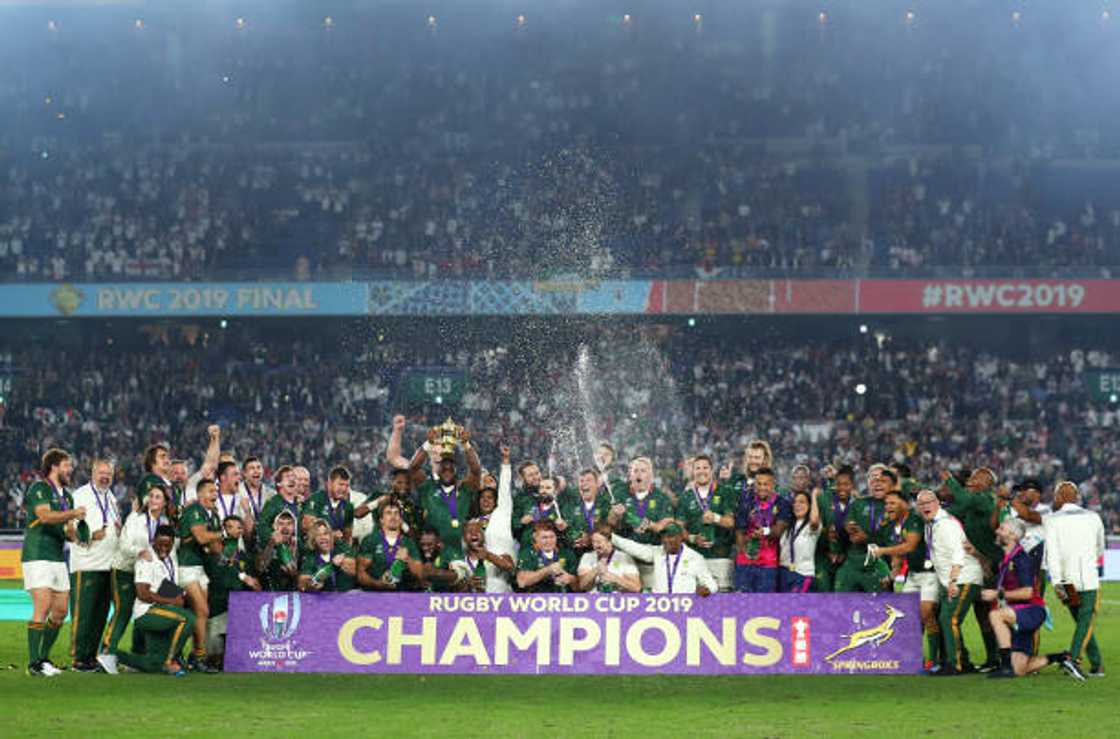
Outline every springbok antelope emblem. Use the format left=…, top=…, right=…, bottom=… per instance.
left=825, top=604, right=905, bottom=662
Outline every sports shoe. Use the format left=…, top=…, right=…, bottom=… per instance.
left=27, top=661, right=50, bottom=677
left=1089, top=666, right=1106, bottom=679
left=987, top=666, right=1016, bottom=679
left=163, top=661, right=188, bottom=678
left=72, top=660, right=100, bottom=673
left=1061, top=657, right=1087, bottom=682
left=930, top=665, right=958, bottom=677
left=96, top=654, right=119, bottom=675
left=187, top=655, right=218, bottom=674
left=39, top=660, right=63, bottom=677
left=977, top=661, right=1000, bottom=674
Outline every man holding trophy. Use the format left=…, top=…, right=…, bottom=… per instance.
left=408, top=419, right=482, bottom=561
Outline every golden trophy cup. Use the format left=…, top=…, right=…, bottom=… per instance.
left=435, top=417, right=462, bottom=458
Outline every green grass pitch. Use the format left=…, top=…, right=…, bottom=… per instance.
left=0, top=581, right=1116, bottom=738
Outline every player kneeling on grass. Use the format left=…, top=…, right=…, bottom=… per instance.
left=983, top=519, right=1074, bottom=679
left=98, top=525, right=195, bottom=677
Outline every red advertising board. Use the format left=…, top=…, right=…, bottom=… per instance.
left=857, top=279, right=1120, bottom=314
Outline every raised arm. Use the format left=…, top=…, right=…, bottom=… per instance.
left=496, top=447, right=513, bottom=519
left=199, top=425, right=222, bottom=480
left=460, top=429, right=482, bottom=490
left=386, top=415, right=411, bottom=469
left=610, top=533, right=658, bottom=564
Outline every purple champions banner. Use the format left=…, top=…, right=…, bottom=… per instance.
left=225, top=592, right=922, bottom=675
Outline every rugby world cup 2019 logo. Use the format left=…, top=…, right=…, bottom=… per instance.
left=824, top=604, right=905, bottom=672
left=247, top=594, right=311, bottom=668
left=260, top=593, right=302, bottom=641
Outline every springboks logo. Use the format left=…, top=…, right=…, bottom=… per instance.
left=260, top=593, right=302, bottom=641
left=824, top=604, right=904, bottom=662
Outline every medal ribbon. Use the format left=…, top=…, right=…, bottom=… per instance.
left=146, top=512, right=159, bottom=543
left=327, top=499, right=346, bottom=530
left=93, top=486, right=113, bottom=527
left=665, top=548, right=684, bottom=593
left=997, top=544, right=1024, bottom=591
left=161, top=556, right=176, bottom=584
left=218, top=492, right=238, bottom=520
left=440, top=485, right=459, bottom=525
left=382, top=533, right=401, bottom=569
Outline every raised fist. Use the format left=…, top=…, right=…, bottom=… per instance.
left=207, top=424, right=221, bottom=440
left=500, top=445, right=511, bottom=463
left=393, top=415, right=406, bottom=431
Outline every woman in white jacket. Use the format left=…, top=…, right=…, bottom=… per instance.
left=103, top=486, right=170, bottom=653
left=474, top=446, right=517, bottom=592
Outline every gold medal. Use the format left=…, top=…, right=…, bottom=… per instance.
left=451, top=519, right=459, bottom=528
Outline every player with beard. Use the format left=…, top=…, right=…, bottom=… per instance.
left=211, top=461, right=244, bottom=539
left=577, top=522, right=641, bottom=593
left=726, top=440, right=772, bottom=488
left=176, top=478, right=223, bottom=673
left=140, top=425, right=221, bottom=520
left=416, top=528, right=461, bottom=592
left=67, top=458, right=120, bottom=672
left=237, top=456, right=274, bottom=533
left=516, top=476, right=567, bottom=548
left=450, top=520, right=515, bottom=592
left=258, top=510, right=300, bottom=592
left=408, top=425, right=482, bottom=561
left=562, top=468, right=612, bottom=557
left=593, top=442, right=620, bottom=492
left=23, top=449, right=85, bottom=677
left=299, top=520, right=357, bottom=593
left=357, top=500, right=424, bottom=591
left=675, top=454, right=736, bottom=591
left=303, top=466, right=355, bottom=546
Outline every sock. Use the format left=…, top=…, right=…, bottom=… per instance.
left=41, top=618, right=63, bottom=661
left=27, top=622, right=44, bottom=664
left=981, top=629, right=998, bottom=665
left=999, top=647, right=1011, bottom=669
left=925, top=632, right=940, bottom=663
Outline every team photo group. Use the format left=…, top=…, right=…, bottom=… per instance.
left=21, top=415, right=1105, bottom=680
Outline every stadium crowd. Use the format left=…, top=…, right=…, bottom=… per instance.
left=3, top=7, right=1120, bottom=281
left=3, top=330, right=1119, bottom=533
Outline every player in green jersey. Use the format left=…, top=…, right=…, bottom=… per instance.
left=408, top=424, right=482, bottom=561
left=176, top=477, right=223, bottom=672
left=357, top=499, right=424, bottom=591
left=302, top=466, right=355, bottom=546
left=674, top=454, right=737, bottom=591
left=256, top=465, right=303, bottom=547
left=943, top=467, right=1001, bottom=671
left=299, top=520, right=358, bottom=592
left=23, top=449, right=86, bottom=677
left=516, top=522, right=579, bottom=593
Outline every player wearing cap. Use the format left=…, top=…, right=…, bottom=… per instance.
left=984, top=519, right=1071, bottom=679
left=610, top=521, right=717, bottom=595
left=23, top=449, right=84, bottom=677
